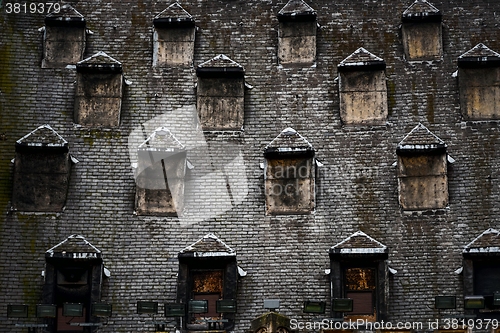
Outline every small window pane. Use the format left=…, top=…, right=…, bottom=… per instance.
left=192, top=270, right=223, bottom=294
left=345, top=268, right=376, bottom=291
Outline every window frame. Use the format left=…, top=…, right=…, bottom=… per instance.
left=330, top=252, right=388, bottom=322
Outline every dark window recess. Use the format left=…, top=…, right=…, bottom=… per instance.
left=57, top=267, right=89, bottom=286
left=330, top=231, right=389, bottom=322
left=43, top=235, right=106, bottom=333
left=42, top=4, right=86, bottom=68
left=12, top=125, right=72, bottom=212
left=401, top=0, right=443, bottom=61
left=277, top=0, right=317, bottom=65
left=474, top=263, right=500, bottom=296
left=177, top=234, right=239, bottom=331
left=463, top=229, right=500, bottom=317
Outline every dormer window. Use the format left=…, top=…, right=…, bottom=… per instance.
left=458, top=43, right=500, bottom=120
left=75, top=52, right=123, bottom=127
left=277, top=0, right=317, bottom=65
left=135, top=127, right=187, bottom=216
left=12, top=125, right=72, bottom=212
left=396, top=123, right=450, bottom=211
left=43, top=235, right=107, bottom=332
left=463, top=229, right=500, bottom=319
left=264, top=128, right=315, bottom=215
left=153, top=2, right=195, bottom=67
left=329, top=231, right=389, bottom=322
left=338, top=48, right=388, bottom=126
left=42, top=4, right=86, bottom=68
left=177, top=234, right=239, bottom=331
left=401, top=0, right=443, bottom=61
left=196, top=55, right=245, bottom=131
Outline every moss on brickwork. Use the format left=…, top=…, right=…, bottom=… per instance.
left=426, top=92, right=435, bottom=124
left=79, top=129, right=123, bottom=146
left=387, top=80, right=396, bottom=116
left=0, top=44, right=14, bottom=95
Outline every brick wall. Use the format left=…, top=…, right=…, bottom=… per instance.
left=1, top=0, right=500, bottom=332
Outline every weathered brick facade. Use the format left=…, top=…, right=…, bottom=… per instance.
left=1, top=0, right=500, bottom=332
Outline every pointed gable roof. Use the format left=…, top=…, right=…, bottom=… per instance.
left=196, top=54, right=244, bottom=78
left=179, top=233, right=236, bottom=258
left=464, top=228, right=500, bottom=255
left=278, top=0, right=316, bottom=21
left=138, top=127, right=185, bottom=151
left=338, top=47, right=386, bottom=72
left=136, top=127, right=186, bottom=175
left=76, top=51, right=122, bottom=73
left=397, top=123, right=446, bottom=154
left=330, top=231, right=388, bottom=256
left=264, top=127, right=314, bottom=158
left=458, top=43, right=500, bottom=68
left=16, top=125, right=68, bottom=152
left=402, top=0, right=441, bottom=22
left=46, top=235, right=102, bottom=260
left=153, top=2, right=195, bottom=28
left=45, top=4, right=85, bottom=26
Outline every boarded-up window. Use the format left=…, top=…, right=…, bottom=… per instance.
left=75, top=52, right=123, bottom=127
left=338, top=48, right=388, bottom=126
left=401, top=0, right=443, bottom=61
left=196, top=55, right=245, bottom=131
left=265, top=157, right=315, bottom=214
left=397, top=154, right=448, bottom=210
left=135, top=128, right=187, bottom=216
left=42, top=5, right=86, bottom=68
left=458, top=44, right=500, bottom=120
left=277, top=0, right=317, bottom=65
left=153, top=3, right=195, bottom=67
left=264, top=128, right=315, bottom=215
left=396, top=124, right=449, bottom=211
